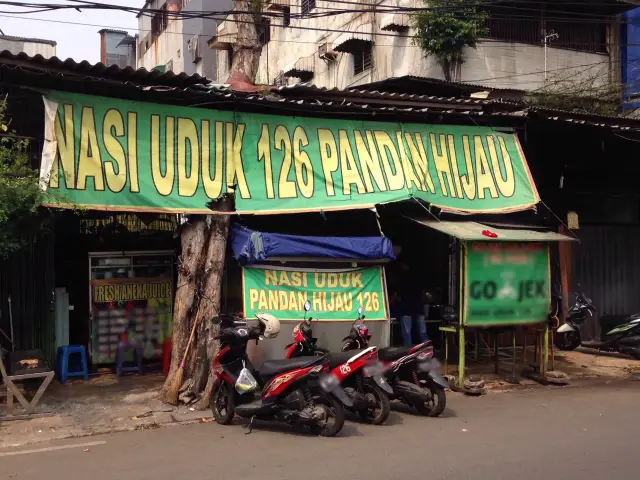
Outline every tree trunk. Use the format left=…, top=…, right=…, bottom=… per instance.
left=160, top=219, right=206, bottom=401
left=160, top=1, right=262, bottom=408
left=192, top=215, right=230, bottom=410
left=229, top=1, right=262, bottom=81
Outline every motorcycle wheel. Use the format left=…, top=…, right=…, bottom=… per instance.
left=358, top=378, right=390, bottom=425
left=555, top=330, right=581, bottom=351
left=210, top=382, right=235, bottom=425
left=310, top=391, right=346, bottom=437
left=415, top=379, right=446, bottom=417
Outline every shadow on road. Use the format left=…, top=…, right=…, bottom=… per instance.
left=390, top=401, right=457, bottom=418
left=227, top=417, right=364, bottom=437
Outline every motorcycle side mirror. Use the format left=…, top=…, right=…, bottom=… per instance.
left=304, top=300, right=311, bottom=312
left=357, top=306, right=364, bottom=316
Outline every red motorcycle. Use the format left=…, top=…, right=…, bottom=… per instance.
left=284, top=301, right=392, bottom=425
left=342, top=307, right=448, bottom=417
left=210, top=313, right=352, bottom=436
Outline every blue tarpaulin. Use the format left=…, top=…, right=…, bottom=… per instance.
left=231, top=224, right=396, bottom=265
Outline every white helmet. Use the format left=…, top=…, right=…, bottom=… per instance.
left=255, top=313, right=280, bottom=339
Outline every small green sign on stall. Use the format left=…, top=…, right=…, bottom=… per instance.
left=242, top=266, right=388, bottom=321
left=464, top=242, right=550, bottom=326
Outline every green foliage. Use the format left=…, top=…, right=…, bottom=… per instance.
left=530, top=65, right=622, bottom=116
left=411, top=0, right=487, bottom=81
left=0, top=99, right=49, bottom=256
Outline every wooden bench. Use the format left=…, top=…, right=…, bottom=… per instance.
left=0, top=349, right=55, bottom=420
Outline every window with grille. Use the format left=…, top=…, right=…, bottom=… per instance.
left=151, top=4, right=169, bottom=37
left=482, top=4, right=607, bottom=54
left=301, top=0, right=316, bottom=16
left=258, top=18, right=271, bottom=45
left=226, top=44, right=234, bottom=71
left=283, top=7, right=291, bottom=26
left=353, top=42, right=373, bottom=75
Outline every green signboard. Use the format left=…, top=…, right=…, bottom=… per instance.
left=242, top=266, right=388, bottom=321
left=40, top=91, right=540, bottom=215
left=464, top=242, right=550, bottom=326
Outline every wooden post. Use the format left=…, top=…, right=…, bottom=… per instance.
left=458, top=327, right=465, bottom=388
left=558, top=225, right=573, bottom=323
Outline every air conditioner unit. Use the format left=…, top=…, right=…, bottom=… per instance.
left=318, top=42, right=337, bottom=61
left=188, top=35, right=202, bottom=63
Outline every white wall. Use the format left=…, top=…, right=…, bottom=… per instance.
left=216, top=0, right=613, bottom=91
left=137, top=0, right=185, bottom=72
left=0, top=38, right=56, bottom=58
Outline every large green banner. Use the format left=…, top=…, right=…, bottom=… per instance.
left=40, top=91, right=539, bottom=214
left=242, top=266, right=388, bottom=321
left=464, top=242, right=550, bottom=326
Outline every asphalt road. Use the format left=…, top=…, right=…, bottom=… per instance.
left=2, top=381, right=639, bottom=480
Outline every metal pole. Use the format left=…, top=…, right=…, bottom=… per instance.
left=458, top=327, right=465, bottom=388
left=8, top=295, right=15, bottom=351
left=544, top=30, right=559, bottom=82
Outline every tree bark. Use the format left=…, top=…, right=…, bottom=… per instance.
left=229, top=1, right=262, bottom=81
left=160, top=219, right=206, bottom=402
left=160, top=1, right=262, bottom=408
left=192, top=215, right=230, bottom=410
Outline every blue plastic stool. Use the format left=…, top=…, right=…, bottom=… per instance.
left=56, top=345, right=89, bottom=384
left=115, top=341, right=143, bottom=376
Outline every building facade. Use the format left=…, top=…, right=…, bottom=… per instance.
left=212, top=0, right=626, bottom=91
left=99, top=29, right=136, bottom=68
left=0, top=34, right=56, bottom=58
left=137, top=0, right=231, bottom=78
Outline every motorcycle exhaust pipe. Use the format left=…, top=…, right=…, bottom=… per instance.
left=393, top=380, right=430, bottom=403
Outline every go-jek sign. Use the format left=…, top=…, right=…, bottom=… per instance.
left=40, top=90, right=540, bottom=214
left=464, top=242, right=550, bottom=326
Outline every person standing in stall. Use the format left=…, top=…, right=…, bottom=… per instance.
left=390, top=259, right=428, bottom=346
left=400, top=283, right=428, bottom=346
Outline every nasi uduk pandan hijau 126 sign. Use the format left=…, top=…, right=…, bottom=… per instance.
left=40, top=91, right=540, bottom=214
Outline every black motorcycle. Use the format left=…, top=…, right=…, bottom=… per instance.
left=555, top=293, right=640, bottom=359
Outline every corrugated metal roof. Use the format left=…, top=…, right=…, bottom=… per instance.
left=274, top=83, right=521, bottom=110
left=354, top=75, right=526, bottom=97
left=0, top=50, right=210, bottom=87
left=0, top=34, right=57, bottom=47
left=406, top=218, right=576, bottom=242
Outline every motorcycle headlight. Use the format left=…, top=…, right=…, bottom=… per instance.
left=319, top=373, right=339, bottom=392
left=363, top=361, right=384, bottom=377
left=417, top=358, right=441, bottom=373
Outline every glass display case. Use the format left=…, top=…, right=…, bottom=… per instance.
left=89, top=251, right=174, bottom=364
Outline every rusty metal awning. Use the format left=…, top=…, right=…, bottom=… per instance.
left=380, top=13, right=410, bottom=32
left=265, top=0, right=289, bottom=10
left=283, top=55, right=315, bottom=81
left=332, top=23, right=373, bottom=52
left=208, top=21, right=237, bottom=49
left=405, top=218, right=576, bottom=242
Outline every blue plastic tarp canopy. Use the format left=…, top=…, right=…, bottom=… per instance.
left=231, top=224, right=395, bottom=265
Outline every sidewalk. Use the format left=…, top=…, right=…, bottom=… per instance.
left=444, top=348, right=640, bottom=391
left=2, top=349, right=639, bottom=449
left=0, top=373, right=209, bottom=449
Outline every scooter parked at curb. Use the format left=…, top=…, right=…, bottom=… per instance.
left=210, top=313, right=353, bottom=436
left=285, top=301, right=392, bottom=425
left=556, top=293, right=640, bottom=359
left=342, top=307, right=448, bottom=417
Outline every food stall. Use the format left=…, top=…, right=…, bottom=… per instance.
left=230, top=224, right=394, bottom=366
left=88, top=251, right=174, bottom=365
left=403, top=219, right=575, bottom=387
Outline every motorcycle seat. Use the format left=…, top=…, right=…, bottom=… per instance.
left=378, top=344, right=430, bottom=362
left=259, top=356, right=324, bottom=379
left=327, top=350, right=365, bottom=369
